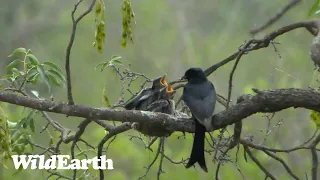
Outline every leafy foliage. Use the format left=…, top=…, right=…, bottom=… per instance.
left=0, top=108, right=38, bottom=163
left=1, top=48, right=66, bottom=93
left=95, top=55, right=123, bottom=72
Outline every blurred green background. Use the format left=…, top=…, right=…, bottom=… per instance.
left=0, top=0, right=320, bottom=179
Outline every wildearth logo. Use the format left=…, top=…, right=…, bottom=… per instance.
left=11, top=155, right=114, bottom=170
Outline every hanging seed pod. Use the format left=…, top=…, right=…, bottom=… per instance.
left=93, top=0, right=106, bottom=53
left=121, top=0, right=135, bottom=47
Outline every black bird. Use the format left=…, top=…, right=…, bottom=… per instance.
left=124, top=75, right=168, bottom=110
left=146, top=84, right=175, bottom=112
left=137, top=84, right=176, bottom=137
left=181, top=68, right=216, bottom=172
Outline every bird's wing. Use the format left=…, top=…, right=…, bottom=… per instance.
left=124, top=88, right=153, bottom=110
left=182, top=83, right=216, bottom=121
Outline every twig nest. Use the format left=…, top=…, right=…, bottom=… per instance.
left=311, top=33, right=320, bottom=68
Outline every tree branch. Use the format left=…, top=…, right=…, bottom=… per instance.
left=1, top=88, right=320, bottom=134
left=244, top=145, right=276, bottom=180
left=240, top=129, right=318, bottom=153
left=204, top=20, right=319, bottom=77
left=249, top=0, right=301, bottom=35
left=98, top=123, right=131, bottom=180
left=309, top=134, right=320, bottom=180
left=262, top=150, right=300, bottom=180
left=71, top=118, right=92, bottom=179
left=65, top=0, right=97, bottom=105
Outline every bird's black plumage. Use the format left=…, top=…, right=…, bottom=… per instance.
left=124, top=75, right=167, bottom=110
left=137, top=85, right=176, bottom=137
left=124, top=75, right=175, bottom=137
left=182, top=67, right=216, bottom=172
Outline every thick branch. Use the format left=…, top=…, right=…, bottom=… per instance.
left=1, top=88, right=320, bottom=133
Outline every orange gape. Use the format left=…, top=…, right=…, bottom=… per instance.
left=166, top=84, right=175, bottom=98
left=167, top=84, right=173, bottom=92
left=160, top=76, right=168, bottom=87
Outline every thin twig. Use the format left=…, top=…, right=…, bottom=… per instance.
left=309, top=134, right=320, bottom=180
left=71, top=118, right=91, bottom=179
left=98, top=123, right=130, bottom=180
left=250, top=0, right=301, bottom=35
left=263, top=150, right=300, bottom=180
left=157, top=138, right=165, bottom=180
left=138, top=139, right=162, bottom=180
left=65, top=0, right=97, bottom=105
left=204, top=20, right=319, bottom=77
left=227, top=40, right=255, bottom=108
left=244, top=145, right=276, bottom=180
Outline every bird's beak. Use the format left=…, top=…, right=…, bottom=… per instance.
left=180, top=75, right=186, bottom=81
left=160, top=75, right=168, bottom=86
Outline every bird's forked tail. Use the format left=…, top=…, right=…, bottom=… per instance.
left=186, top=119, right=208, bottom=172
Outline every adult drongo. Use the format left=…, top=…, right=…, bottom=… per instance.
left=181, top=67, right=216, bottom=172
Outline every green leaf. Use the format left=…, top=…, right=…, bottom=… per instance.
left=12, top=68, right=23, bottom=76
left=113, top=60, right=123, bottom=65
left=26, top=64, right=37, bottom=73
left=47, top=73, right=62, bottom=86
left=37, top=65, right=51, bottom=91
left=6, top=59, right=22, bottom=73
left=28, top=73, right=40, bottom=85
left=111, top=55, right=122, bottom=61
left=27, top=54, right=40, bottom=65
left=47, top=69, right=66, bottom=82
left=26, top=110, right=36, bottom=121
left=11, top=131, right=22, bottom=141
left=111, top=56, right=123, bottom=65
left=95, top=62, right=108, bottom=72
left=310, top=110, right=320, bottom=129
left=43, top=62, right=63, bottom=73
left=17, top=118, right=27, bottom=129
left=308, top=0, right=320, bottom=17
left=26, top=67, right=38, bottom=81
left=102, top=87, right=111, bottom=107
left=46, top=69, right=66, bottom=87
left=8, top=48, right=26, bottom=57
left=7, top=121, right=17, bottom=129
left=16, top=110, right=36, bottom=131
